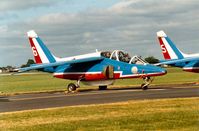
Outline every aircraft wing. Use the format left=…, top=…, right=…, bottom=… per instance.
left=17, top=57, right=104, bottom=73
left=154, top=57, right=199, bottom=66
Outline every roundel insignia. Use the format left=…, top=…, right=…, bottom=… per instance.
left=131, top=66, right=138, bottom=74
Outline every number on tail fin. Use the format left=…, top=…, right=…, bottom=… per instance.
left=32, top=47, right=38, bottom=56
left=161, top=45, right=167, bottom=53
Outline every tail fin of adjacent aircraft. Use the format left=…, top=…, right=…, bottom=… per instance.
left=27, top=30, right=59, bottom=64
left=157, top=30, right=186, bottom=60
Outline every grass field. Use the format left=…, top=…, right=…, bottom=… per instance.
left=0, top=68, right=198, bottom=95
left=0, top=97, right=198, bottom=131
left=0, top=68, right=198, bottom=131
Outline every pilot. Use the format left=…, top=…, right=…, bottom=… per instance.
left=106, top=52, right=111, bottom=58
left=124, top=53, right=131, bottom=62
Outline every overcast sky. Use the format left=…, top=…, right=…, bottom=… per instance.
left=0, top=0, right=199, bottom=66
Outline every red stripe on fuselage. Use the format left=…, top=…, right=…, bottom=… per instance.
left=54, top=73, right=86, bottom=80
left=54, top=73, right=107, bottom=80
left=183, top=68, right=199, bottom=73
left=29, top=38, right=42, bottom=64
left=53, top=72, right=166, bottom=81
left=158, top=37, right=171, bottom=60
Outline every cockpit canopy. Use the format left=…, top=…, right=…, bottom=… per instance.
left=101, top=50, right=148, bottom=65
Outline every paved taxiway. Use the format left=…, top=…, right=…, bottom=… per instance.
left=0, top=84, right=199, bottom=113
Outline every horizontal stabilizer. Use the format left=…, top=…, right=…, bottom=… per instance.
left=154, top=57, right=199, bottom=66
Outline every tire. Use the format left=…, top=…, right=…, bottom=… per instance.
left=67, top=83, right=77, bottom=92
left=99, top=86, right=107, bottom=90
left=141, top=84, right=148, bottom=90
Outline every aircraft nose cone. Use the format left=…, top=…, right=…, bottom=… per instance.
left=138, top=64, right=167, bottom=76
left=150, top=65, right=167, bottom=76
left=161, top=69, right=167, bottom=74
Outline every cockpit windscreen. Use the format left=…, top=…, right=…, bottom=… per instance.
left=101, top=50, right=147, bottom=65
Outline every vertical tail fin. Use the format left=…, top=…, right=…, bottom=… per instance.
left=27, top=30, right=57, bottom=64
left=157, top=30, right=185, bottom=60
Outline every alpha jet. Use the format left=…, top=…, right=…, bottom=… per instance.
left=18, top=30, right=166, bottom=92
left=156, top=30, right=199, bottom=73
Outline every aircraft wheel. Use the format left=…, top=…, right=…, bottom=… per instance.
left=67, top=83, right=77, bottom=92
left=141, top=84, right=148, bottom=90
left=99, top=86, right=107, bottom=90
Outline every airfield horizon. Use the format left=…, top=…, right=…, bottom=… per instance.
left=0, top=67, right=198, bottom=95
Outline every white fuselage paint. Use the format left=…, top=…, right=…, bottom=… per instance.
left=55, top=52, right=101, bottom=62
left=183, top=67, right=199, bottom=70
left=182, top=53, right=199, bottom=58
left=53, top=71, right=165, bottom=79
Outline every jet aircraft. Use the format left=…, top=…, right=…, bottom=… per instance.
left=156, top=30, right=199, bottom=73
left=18, top=30, right=166, bottom=92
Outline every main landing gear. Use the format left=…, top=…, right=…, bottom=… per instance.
left=66, top=80, right=80, bottom=93
left=67, top=83, right=78, bottom=92
left=141, top=77, right=153, bottom=90
left=67, top=84, right=108, bottom=93
left=99, top=85, right=107, bottom=90
left=66, top=81, right=109, bottom=93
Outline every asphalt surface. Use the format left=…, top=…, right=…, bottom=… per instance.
left=0, top=84, right=199, bottom=113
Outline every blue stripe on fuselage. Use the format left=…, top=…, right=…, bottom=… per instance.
left=36, top=37, right=56, bottom=63
left=184, top=61, right=199, bottom=68
left=54, top=58, right=164, bottom=76
left=165, top=37, right=184, bottom=59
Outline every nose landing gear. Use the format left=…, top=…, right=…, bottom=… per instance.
left=141, top=77, right=154, bottom=90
